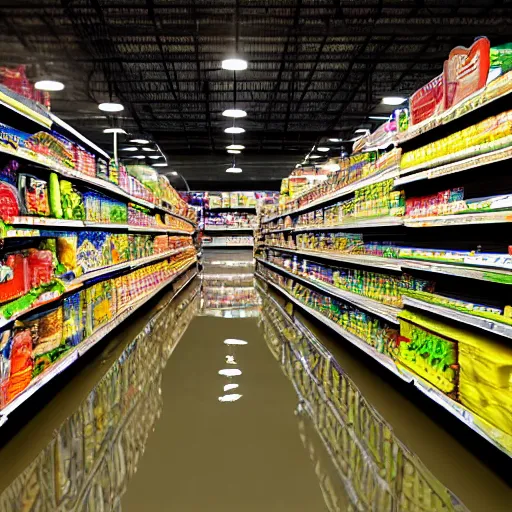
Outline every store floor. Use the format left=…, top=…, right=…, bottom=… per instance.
left=0, top=251, right=509, bottom=511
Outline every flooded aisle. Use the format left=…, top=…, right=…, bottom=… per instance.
left=0, top=251, right=509, bottom=511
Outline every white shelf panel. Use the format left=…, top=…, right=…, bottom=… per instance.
left=402, top=296, right=512, bottom=340
left=404, top=211, right=512, bottom=228
left=257, top=258, right=400, bottom=323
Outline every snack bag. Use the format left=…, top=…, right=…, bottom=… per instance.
left=18, top=174, right=50, bottom=216
left=62, top=292, right=82, bottom=347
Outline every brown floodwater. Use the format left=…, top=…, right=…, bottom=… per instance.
left=0, top=252, right=509, bottom=511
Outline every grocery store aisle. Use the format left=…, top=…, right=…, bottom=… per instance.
left=0, top=251, right=509, bottom=511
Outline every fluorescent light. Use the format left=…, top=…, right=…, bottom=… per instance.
left=226, top=144, right=245, bottom=150
left=35, top=80, right=65, bottom=91
left=227, top=149, right=241, bottom=154
left=222, top=109, right=247, bottom=118
left=142, top=147, right=156, bottom=151
left=133, top=155, right=145, bottom=159
left=329, top=138, right=343, bottom=143
left=170, top=171, right=178, bottom=176
left=103, top=128, right=126, bottom=134
left=149, top=155, right=162, bottom=159
left=224, top=384, right=239, bottom=391
left=153, top=163, right=168, bottom=167
left=224, top=126, right=245, bottom=134
left=382, top=96, right=406, bottom=106
left=355, top=128, right=370, bottom=134
left=218, top=394, right=243, bottom=402
left=222, top=58, right=248, bottom=71
left=98, top=102, right=124, bottom=112
left=226, top=167, right=242, bottom=173
left=309, top=154, right=321, bottom=159
left=130, top=138, right=149, bottom=144
left=218, top=369, right=242, bottom=377
left=369, top=116, right=389, bottom=120
left=317, top=147, right=329, bottom=152
left=224, top=339, right=248, bottom=345
left=122, top=147, right=138, bottom=151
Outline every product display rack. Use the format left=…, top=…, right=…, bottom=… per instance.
left=0, top=84, right=200, bottom=424
left=257, top=42, right=512, bottom=457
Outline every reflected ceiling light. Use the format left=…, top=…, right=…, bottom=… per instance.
left=309, top=154, right=321, bottom=159
left=149, top=155, right=162, bottom=159
left=153, top=163, right=168, bottom=167
left=103, top=128, right=126, bottom=134
left=224, top=339, right=248, bottom=345
left=222, top=58, right=248, bottom=71
left=170, top=171, right=178, bottom=176
left=317, top=147, right=329, bottom=152
left=222, top=109, right=247, bottom=118
left=226, top=167, right=242, bottom=173
left=382, top=96, right=406, bottom=106
left=122, top=147, right=138, bottom=151
left=227, top=149, right=241, bottom=154
left=130, top=138, right=150, bottom=144
left=226, top=355, right=237, bottom=365
left=224, top=383, right=239, bottom=392
left=325, top=163, right=341, bottom=172
left=224, top=126, right=245, bottom=134
left=218, top=394, right=243, bottom=402
left=98, top=102, right=124, bottom=112
left=142, top=147, right=156, bottom=151
left=328, top=138, right=343, bottom=143
left=218, top=369, right=242, bottom=377
left=35, top=80, right=65, bottom=91
left=226, top=144, right=245, bottom=150
left=369, top=115, right=389, bottom=120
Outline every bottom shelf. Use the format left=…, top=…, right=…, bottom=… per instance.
left=255, top=273, right=511, bottom=457
left=0, top=261, right=198, bottom=421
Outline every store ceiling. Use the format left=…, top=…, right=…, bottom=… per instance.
left=0, top=1, right=510, bottom=186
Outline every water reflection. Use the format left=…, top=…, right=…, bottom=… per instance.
left=0, top=282, right=200, bottom=511
left=259, top=290, right=470, bottom=512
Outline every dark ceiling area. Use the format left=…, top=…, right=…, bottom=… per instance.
left=0, top=0, right=510, bottom=188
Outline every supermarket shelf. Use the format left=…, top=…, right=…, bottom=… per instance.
left=204, top=244, right=254, bottom=248
left=204, top=226, right=255, bottom=231
left=261, top=167, right=399, bottom=224
left=258, top=273, right=512, bottom=457
left=0, top=86, right=52, bottom=128
left=207, top=207, right=257, bottom=211
left=395, top=145, right=512, bottom=186
left=256, top=272, right=408, bottom=380
left=0, top=147, right=196, bottom=229
left=264, top=246, right=512, bottom=283
left=404, top=211, right=512, bottom=228
left=6, top=216, right=193, bottom=235
left=257, top=258, right=401, bottom=324
left=403, top=296, right=512, bottom=340
left=0, top=260, right=197, bottom=420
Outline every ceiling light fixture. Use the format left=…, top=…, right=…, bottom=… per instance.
left=122, top=147, right=138, bottom=151
left=317, top=147, right=330, bottom=152
left=133, top=155, right=146, bottom=159
left=153, top=163, right=168, bottom=167
left=35, top=80, right=65, bottom=91
left=103, top=128, right=126, bottom=134
left=149, top=155, right=162, bottom=159
left=328, top=138, right=343, bottom=143
left=224, top=126, right=245, bottom=134
left=129, top=138, right=150, bottom=144
left=226, top=167, right=242, bottom=173
left=142, top=147, right=156, bottom=151
left=309, top=154, right=321, bottom=159
left=222, top=58, right=248, bottom=71
left=170, top=171, right=178, bottom=176
left=226, top=144, right=245, bottom=150
left=98, top=102, right=124, bottom=112
left=354, top=128, right=370, bottom=134
left=227, top=149, right=241, bottom=154
left=382, top=96, right=407, bottom=106
left=222, top=109, right=247, bottom=118
left=369, top=116, right=389, bottom=120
